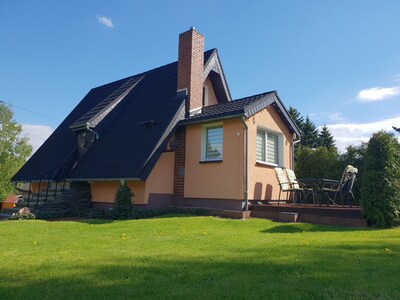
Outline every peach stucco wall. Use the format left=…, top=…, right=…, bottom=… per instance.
left=247, top=106, right=293, bottom=200
left=184, top=119, right=245, bottom=200
left=90, top=180, right=146, bottom=204
left=184, top=106, right=293, bottom=202
left=90, top=152, right=175, bottom=204
left=204, top=77, right=218, bottom=106
left=30, top=182, right=49, bottom=193
left=144, top=151, right=175, bottom=199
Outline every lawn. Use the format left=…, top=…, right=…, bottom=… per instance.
left=1, top=216, right=399, bottom=299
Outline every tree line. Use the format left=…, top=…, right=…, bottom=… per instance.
left=289, top=106, right=400, bottom=227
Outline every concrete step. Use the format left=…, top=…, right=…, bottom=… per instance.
left=0, top=213, right=12, bottom=219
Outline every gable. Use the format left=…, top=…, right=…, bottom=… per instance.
left=203, top=77, right=218, bottom=106
left=203, top=49, right=232, bottom=104
left=180, top=91, right=301, bottom=138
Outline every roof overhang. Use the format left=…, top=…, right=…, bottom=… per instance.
left=179, top=91, right=301, bottom=138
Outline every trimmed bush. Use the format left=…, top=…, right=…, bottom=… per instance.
left=361, top=131, right=400, bottom=228
left=114, top=181, right=134, bottom=213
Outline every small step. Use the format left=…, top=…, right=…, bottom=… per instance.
left=279, top=212, right=299, bottom=223
left=0, top=213, right=12, bottom=219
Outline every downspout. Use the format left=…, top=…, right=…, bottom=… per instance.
left=292, top=133, right=301, bottom=170
left=240, top=116, right=249, bottom=211
left=86, top=125, right=99, bottom=140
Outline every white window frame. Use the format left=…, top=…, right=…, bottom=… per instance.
left=201, top=123, right=223, bottom=162
left=256, top=127, right=283, bottom=167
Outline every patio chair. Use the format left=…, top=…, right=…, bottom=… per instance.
left=274, top=167, right=293, bottom=205
left=322, top=165, right=358, bottom=206
left=285, top=169, right=316, bottom=204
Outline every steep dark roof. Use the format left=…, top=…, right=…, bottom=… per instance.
left=70, top=75, right=144, bottom=131
left=180, top=91, right=301, bottom=136
left=12, top=50, right=216, bottom=182
left=67, top=63, right=185, bottom=180
left=11, top=47, right=298, bottom=183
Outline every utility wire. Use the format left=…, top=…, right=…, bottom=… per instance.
left=0, top=100, right=61, bottom=121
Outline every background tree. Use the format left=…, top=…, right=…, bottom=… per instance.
left=0, top=103, right=32, bottom=200
left=361, top=131, right=400, bottom=228
left=318, top=125, right=335, bottom=149
left=288, top=106, right=304, bottom=158
left=295, top=146, right=341, bottom=180
left=288, top=106, right=304, bottom=132
left=301, top=116, right=319, bottom=148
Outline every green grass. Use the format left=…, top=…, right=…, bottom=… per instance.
left=1, top=216, right=400, bottom=299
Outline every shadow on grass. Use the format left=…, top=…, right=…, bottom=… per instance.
left=45, top=214, right=208, bottom=225
left=1, top=243, right=399, bottom=299
left=262, top=222, right=373, bottom=233
left=46, top=218, right=114, bottom=225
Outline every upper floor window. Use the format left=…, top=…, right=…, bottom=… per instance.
left=256, top=128, right=282, bottom=166
left=202, top=124, right=223, bottom=161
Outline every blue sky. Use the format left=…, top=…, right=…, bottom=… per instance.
left=1, top=0, right=400, bottom=152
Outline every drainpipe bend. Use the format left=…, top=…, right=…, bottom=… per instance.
left=86, top=125, right=100, bottom=140
left=292, top=133, right=301, bottom=170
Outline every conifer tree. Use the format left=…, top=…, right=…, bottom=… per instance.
left=301, top=116, right=319, bottom=148
left=361, top=131, right=400, bottom=227
left=318, top=125, right=335, bottom=149
left=288, top=106, right=304, bottom=132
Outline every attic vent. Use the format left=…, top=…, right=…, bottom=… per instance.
left=70, top=75, right=144, bottom=131
left=139, top=120, right=157, bottom=129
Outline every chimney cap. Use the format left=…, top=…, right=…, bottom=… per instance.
left=190, top=26, right=196, bottom=31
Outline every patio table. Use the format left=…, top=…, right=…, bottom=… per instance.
left=297, top=178, right=341, bottom=206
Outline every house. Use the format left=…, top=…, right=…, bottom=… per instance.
left=12, top=28, right=301, bottom=212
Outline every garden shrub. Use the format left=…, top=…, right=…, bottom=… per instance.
left=8, top=212, right=36, bottom=220
left=113, top=181, right=134, bottom=217
left=361, top=131, right=400, bottom=228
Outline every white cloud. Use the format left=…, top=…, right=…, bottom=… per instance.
left=327, top=112, right=346, bottom=123
left=96, top=15, right=114, bottom=29
left=308, top=112, right=346, bottom=124
left=356, top=86, right=400, bottom=102
left=326, top=116, right=400, bottom=152
left=393, top=74, right=400, bottom=83
left=21, top=124, right=54, bottom=154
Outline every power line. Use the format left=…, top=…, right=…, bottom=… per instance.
left=0, top=100, right=61, bottom=122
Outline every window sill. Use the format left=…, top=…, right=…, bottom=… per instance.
left=256, top=160, right=279, bottom=168
left=199, top=159, right=223, bottom=163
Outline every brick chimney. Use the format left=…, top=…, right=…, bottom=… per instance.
left=177, top=27, right=204, bottom=114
